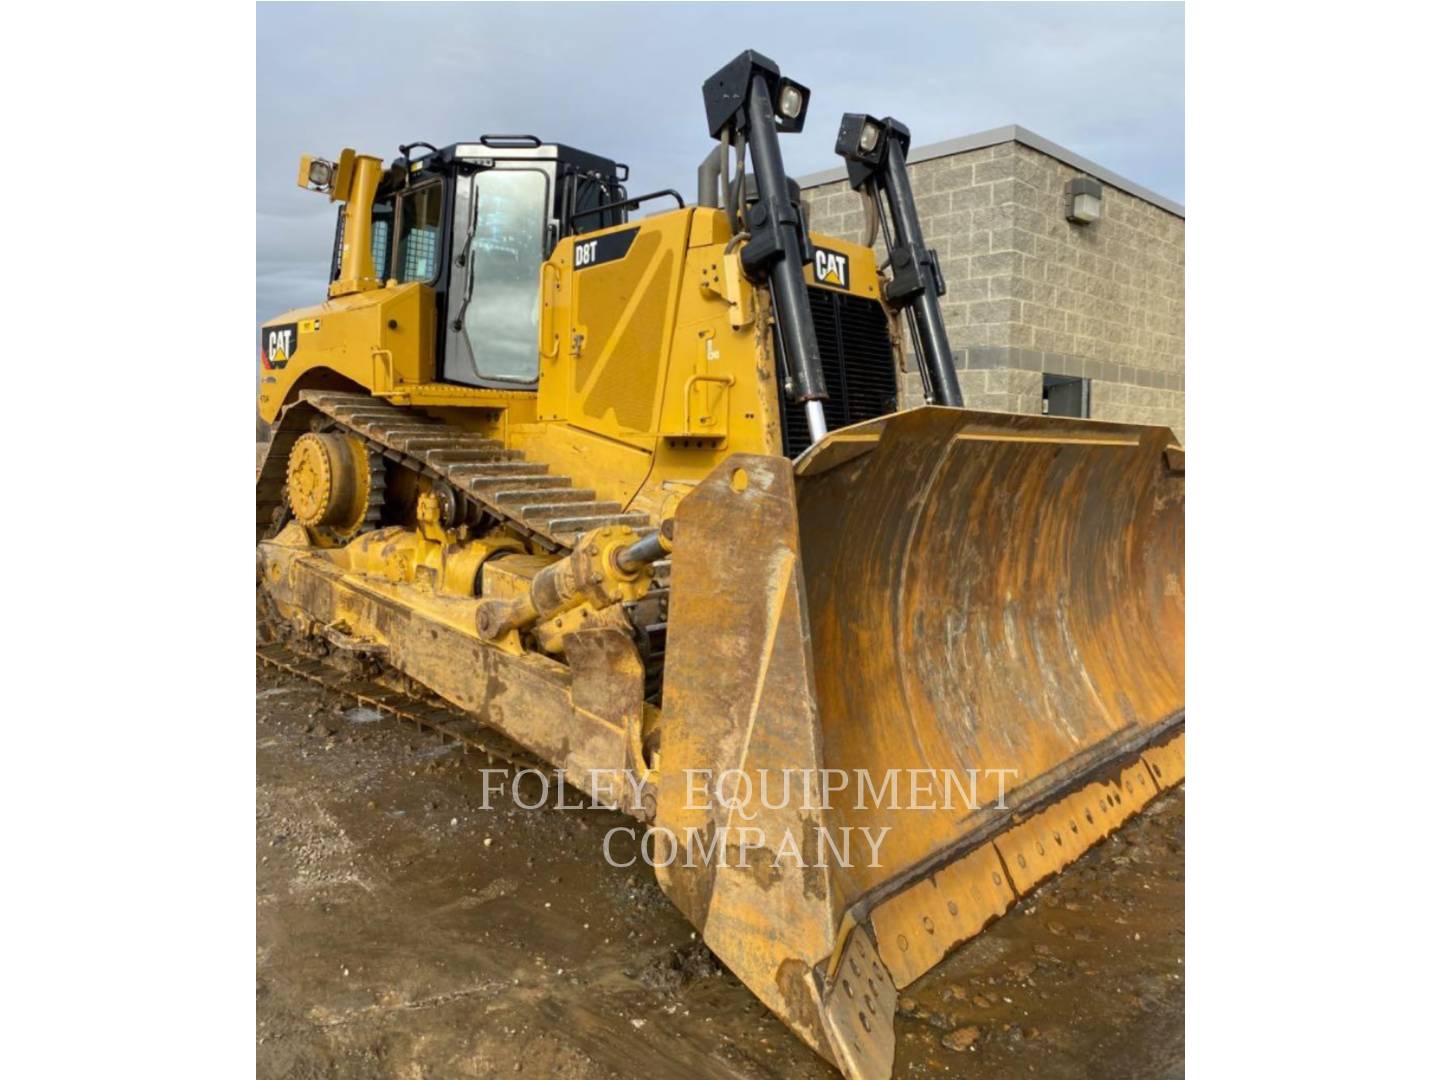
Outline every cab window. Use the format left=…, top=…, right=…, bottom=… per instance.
left=395, top=183, right=443, bottom=283
left=370, top=204, right=392, bottom=279
left=330, top=203, right=393, bottom=283
left=455, top=169, right=548, bottom=384
left=567, top=173, right=625, bottom=235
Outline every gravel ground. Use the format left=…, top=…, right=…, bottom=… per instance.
left=257, top=661, right=1183, bottom=1078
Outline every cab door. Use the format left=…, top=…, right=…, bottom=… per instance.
left=442, top=165, right=553, bottom=388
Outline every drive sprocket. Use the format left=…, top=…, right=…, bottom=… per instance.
left=284, top=430, right=384, bottom=543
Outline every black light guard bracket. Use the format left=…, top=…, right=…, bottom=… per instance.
left=834, top=113, right=964, bottom=407
left=701, top=50, right=828, bottom=412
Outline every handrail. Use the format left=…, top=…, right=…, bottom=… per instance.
left=683, top=373, right=736, bottom=431
left=479, top=134, right=541, bottom=148
left=539, top=264, right=560, bottom=359
left=571, top=189, right=685, bottom=229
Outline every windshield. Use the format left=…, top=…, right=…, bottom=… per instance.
left=458, top=169, right=547, bottom=384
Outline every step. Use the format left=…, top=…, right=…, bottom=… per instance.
left=477, top=477, right=575, bottom=498
left=351, top=421, right=443, bottom=442
left=521, top=500, right=620, bottom=522
left=346, top=415, right=435, bottom=429
left=332, top=407, right=420, bottom=426
left=426, top=447, right=515, bottom=466
left=447, top=461, right=549, bottom=480
left=460, top=470, right=561, bottom=494
left=328, top=399, right=400, bottom=415
left=302, top=392, right=372, bottom=410
left=491, top=487, right=597, bottom=507
left=546, top=512, right=653, bottom=536
left=396, top=435, right=505, bottom=454
left=422, top=448, right=516, bottom=468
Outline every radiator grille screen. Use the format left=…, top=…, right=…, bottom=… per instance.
left=779, top=288, right=898, bottom=458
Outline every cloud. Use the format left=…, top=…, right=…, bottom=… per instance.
left=257, top=1, right=1182, bottom=322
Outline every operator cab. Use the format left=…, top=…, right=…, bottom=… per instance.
left=329, top=136, right=629, bottom=390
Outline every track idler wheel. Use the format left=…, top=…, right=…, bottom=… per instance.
left=285, top=431, right=378, bottom=540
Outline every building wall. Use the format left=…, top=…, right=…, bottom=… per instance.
left=802, top=138, right=1184, bottom=443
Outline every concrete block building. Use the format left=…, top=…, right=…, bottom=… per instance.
left=800, top=125, right=1184, bottom=442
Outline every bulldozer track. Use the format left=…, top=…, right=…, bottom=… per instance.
left=256, top=392, right=670, bottom=700
left=257, top=391, right=653, bottom=551
left=256, top=640, right=543, bottom=771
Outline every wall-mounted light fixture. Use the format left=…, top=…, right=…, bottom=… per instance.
left=1065, top=175, right=1103, bottom=224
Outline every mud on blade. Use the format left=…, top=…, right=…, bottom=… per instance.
left=654, top=407, right=1184, bottom=1078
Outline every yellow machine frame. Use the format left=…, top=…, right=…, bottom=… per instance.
left=258, top=56, right=1184, bottom=1077
left=261, top=189, right=891, bottom=528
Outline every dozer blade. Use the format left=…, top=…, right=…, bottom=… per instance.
left=652, top=406, right=1184, bottom=1079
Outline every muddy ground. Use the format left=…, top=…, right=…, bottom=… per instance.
left=257, top=662, right=1183, bottom=1079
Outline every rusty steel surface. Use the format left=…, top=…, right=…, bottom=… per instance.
left=254, top=640, right=544, bottom=771
left=655, top=407, right=1184, bottom=1078
left=795, top=407, right=1183, bottom=906
left=657, top=454, right=846, bottom=1063
left=257, top=531, right=651, bottom=813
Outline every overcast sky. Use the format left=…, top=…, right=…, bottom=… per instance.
left=257, top=1, right=1183, bottom=324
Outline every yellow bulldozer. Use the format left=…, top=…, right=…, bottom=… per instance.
left=256, top=50, right=1184, bottom=1079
